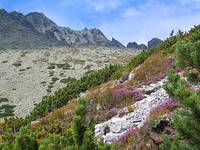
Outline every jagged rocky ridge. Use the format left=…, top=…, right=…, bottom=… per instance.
left=127, top=38, right=162, bottom=49
left=0, top=9, right=124, bottom=49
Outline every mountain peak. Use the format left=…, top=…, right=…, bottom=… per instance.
left=148, top=38, right=162, bottom=49
left=0, top=9, right=125, bottom=49
left=110, top=38, right=125, bottom=48
left=0, top=9, right=7, bottom=14
left=25, top=12, right=57, bottom=33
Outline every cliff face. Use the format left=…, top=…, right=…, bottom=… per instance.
left=0, top=9, right=124, bottom=49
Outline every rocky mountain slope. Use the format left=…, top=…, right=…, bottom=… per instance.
left=0, top=9, right=124, bottom=49
left=0, top=46, right=137, bottom=118
left=0, top=25, right=200, bottom=150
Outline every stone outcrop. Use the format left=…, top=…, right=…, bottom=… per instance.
left=95, top=78, right=169, bottom=143
left=127, top=42, right=147, bottom=49
left=147, top=38, right=162, bottom=49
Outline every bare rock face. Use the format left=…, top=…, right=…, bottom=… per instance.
left=147, top=38, right=162, bottom=49
left=0, top=9, right=124, bottom=49
left=0, top=9, right=61, bottom=50
left=110, top=38, right=125, bottom=48
left=25, top=12, right=57, bottom=34
left=127, top=42, right=147, bottom=49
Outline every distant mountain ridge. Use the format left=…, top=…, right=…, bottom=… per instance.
left=0, top=9, right=124, bottom=49
left=127, top=38, right=162, bottom=49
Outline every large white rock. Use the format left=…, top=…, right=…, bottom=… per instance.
left=95, top=79, right=169, bottom=143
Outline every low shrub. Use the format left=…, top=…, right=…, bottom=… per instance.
left=60, top=77, right=76, bottom=84
left=161, top=70, right=200, bottom=150
left=48, top=65, right=55, bottom=69
left=0, top=97, right=9, bottom=103
left=52, top=77, right=59, bottom=82
left=12, top=60, right=22, bottom=67
left=175, top=40, right=200, bottom=70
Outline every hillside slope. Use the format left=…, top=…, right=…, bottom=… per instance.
left=0, top=25, right=200, bottom=149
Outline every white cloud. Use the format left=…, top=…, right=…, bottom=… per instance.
left=88, top=0, right=123, bottom=12
left=122, top=8, right=142, bottom=18
left=98, top=1, right=200, bottom=45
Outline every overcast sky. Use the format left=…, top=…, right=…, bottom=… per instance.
left=1, top=0, right=200, bottom=45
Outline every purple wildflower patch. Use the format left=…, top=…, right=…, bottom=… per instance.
left=154, top=99, right=180, bottom=113
left=140, top=72, right=167, bottom=86
left=106, top=107, right=118, bottom=116
left=113, top=87, right=145, bottom=101
left=119, top=127, right=139, bottom=141
left=189, top=85, right=200, bottom=91
left=163, top=58, right=172, bottom=69
left=96, top=107, right=118, bottom=122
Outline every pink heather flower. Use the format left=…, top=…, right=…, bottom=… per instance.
left=143, top=80, right=153, bottom=85
left=158, top=99, right=180, bottom=111
left=106, top=107, right=118, bottom=116
left=95, top=115, right=102, bottom=122
left=166, top=112, right=175, bottom=118
left=163, top=58, right=172, bottom=69
left=152, top=98, right=180, bottom=114
left=142, top=72, right=167, bottom=86
left=154, top=72, right=166, bottom=81
left=189, top=85, right=200, bottom=91
left=113, top=87, right=145, bottom=101
left=119, top=127, right=139, bottom=141
left=85, top=116, right=92, bottom=124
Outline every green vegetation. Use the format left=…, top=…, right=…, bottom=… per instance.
left=1, top=60, right=8, bottom=63
left=38, top=134, right=67, bottom=150
left=60, top=77, right=76, bottom=84
left=56, top=63, right=71, bottom=70
left=19, top=69, right=26, bottom=72
left=24, top=64, right=120, bottom=123
left=84, top=64, right=91, bottom=70
left=48, top=63, right=71, bottom=70
left=40, top=81, right=46, bottom=84
left=65, top=99, right=97, bottom=149
left=48, top=65, right=55, bottom=69
left=0, top=99, right=110, bottom=150
left=0, top=104, right=16, bottom=118
left=0, top=127, right=38, bottom=150
left=72, top=59, right=86, bottom=65
left=160, top=32, right=200, bottom=149
left=26, top=67, right=31, bottom=70
left=2, top=25, right=200, bottom=149
left=175, top=40, right=200, bottom=70
left=188, top=69, right=200, bottom=84
left=20, top=51, right=29, bottom=57
left=47, top=85, right=54, bottom=89
left=160, top=70, right=200, bottom=150
left=0, top=98, right=15, bottom=118
left=0, top=97, right=9, bottom=103
left=12, top=60, right=22, bottom=67
left=52, top=77, right=59, bottom=82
